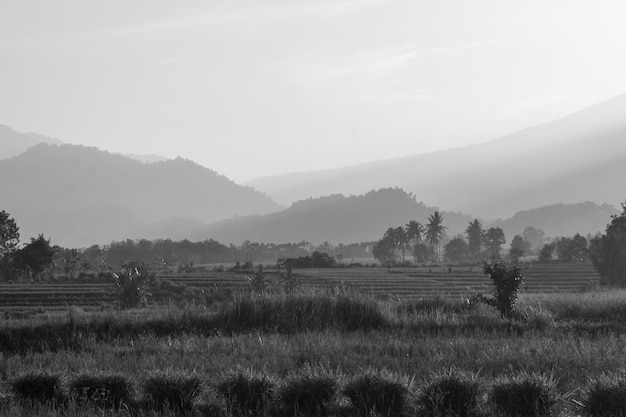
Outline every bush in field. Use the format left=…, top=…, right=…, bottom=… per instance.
left=417, top=369, right=481, bottom=417
left=113, top=261, right=155, bottom=309
left=482, top=260, right=525, bottom=318
left=216, top=370, right=275, bottom=416
left=69, top=373, right=134, bottom=409
left=143, top=372, right=203, bottom=413
left=11, top=373, right=65, bottom=405
left=278, top=369, right=337, bottom=417
left=342, top=371, right=409, bottom=416
left=489, top=372, right=558, bottom=417
left=583, top=372, right=626, bottom=417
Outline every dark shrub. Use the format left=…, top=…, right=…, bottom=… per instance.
left=278, top=370, right=337, bottom=417
left=342, top=371, right=409, bottom=416
left=69, top=373, right=134, bottom=408
left=583, top=372, right=626, bottom=417
left=216, top=370, right=274, bottom=415
left=143, top=372, right=203, bottom=412
left=11, top=373, right=65, bottom=405
left=417, top=369, right=480, bottom=417
left=490, top=372, right=558, bottom=417
left=482, top=261, right=525, bottom=318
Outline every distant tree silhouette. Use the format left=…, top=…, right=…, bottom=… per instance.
left=405, top=220, right=424, bottom=262
left=14, top=234, right=55, bottom=276
left=484, top=227, right=506, bottom=258
left=465, top=219, right=484, bottom=259
left=0, top=210, right=20, bottom=279
left=373, top=233, right=397, bottom=267
left=444, top=237, right=468, bottom=262
left=426, top=211, right=447, bottom=261
left=589, top=201, right=626, bottom=285
left=509, top=234, right=530, bottom=260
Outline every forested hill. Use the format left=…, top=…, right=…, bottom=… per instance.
left=0, top=143, right=282, bottom=248
left=196, top=188, right=473, bottom=245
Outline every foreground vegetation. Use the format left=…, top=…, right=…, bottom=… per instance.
left=2, top=286, right=626, bottom=416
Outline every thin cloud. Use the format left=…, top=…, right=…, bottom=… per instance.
left=89, top=0, right=399, bottom=38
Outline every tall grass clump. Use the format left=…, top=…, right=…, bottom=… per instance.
left=11, top=373, right=65, bottom=405
left=489, top=372, right=559, bottom=417
left=277, top=368, right=338, bottom=417
left=583, top=371, right=626, bottom=417
left=213, top=291, right=388, bottom=334
left=215, top=369, right=275, bottom=416
left=68, top=373, right=134, bottom=409
left=417, top=369, right=481, bottom=417
left=143, top=372, right=203, bottom=413
left=342, top=370, right=410, bottom=416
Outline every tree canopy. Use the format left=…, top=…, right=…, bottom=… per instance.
left=589, top=201, right=626, bottom=286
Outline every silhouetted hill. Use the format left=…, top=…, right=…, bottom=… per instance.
left=196, top=188, right=472, bottom=245
left=195, top=189, right=618, bottom=246
left=0, top=124, right=63, bottom=160
left=247, top=93, right=626, bottom=219
left=0, top=143, right=281, bottom=247
left=491, top=202, right=619, bottom=240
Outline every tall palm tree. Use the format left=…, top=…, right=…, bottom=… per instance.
left=465, top=219, right=484, bottom=259
left=405, top=221, right=424, bottom=262
left=426, top=211, right=447, bottom=261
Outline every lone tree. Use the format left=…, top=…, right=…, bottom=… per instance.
left=589, top=201, right=626, bottom=286
left=0, top=210, right=20, bottom=279
left=483, top=260, right=525, bottom=318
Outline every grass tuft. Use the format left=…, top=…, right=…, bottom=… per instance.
left=278, top=368, right=338, bottom=417
left=342, top=370, right=409, bottom=417
left=11, top=372, right=65, bottom=405
left=215, top=369, right=275, bottom=416
left=583, top=371, right=626, bottom=417
left=68, top=373, right=134, bottom=409
left=417, top=368, right=480, bottom=417
left=143, top=371, right=203, bottom=413
left=489, top=371, right=559, bottom=417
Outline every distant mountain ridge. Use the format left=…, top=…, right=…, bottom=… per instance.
left=0, top=143, right=282, bottom=247
left=195, top=188, right=472, bottom=245
left=0, top=124, right=64, bottom=160
left=193, top=188, right=615, bottom=246
left=246, top=93, right=626, bottom=219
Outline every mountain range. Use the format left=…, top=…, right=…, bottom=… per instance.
left=2, top=93, right=625, bottom=248
left=246, top=93, right=626, bottom=220
left=0, top=143, right=281, bottom=247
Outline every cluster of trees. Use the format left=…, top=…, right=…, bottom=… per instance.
left=537, top=234, right=590, bottom=263
left=72, top=239, right=370, bottom=273
left=372, top=214, right=520, bottom=265
left=0, top=211, right=55, bottom=279
left=1, top=209, right=373, bottom=280
left=372, top=212, right=448, bottom=265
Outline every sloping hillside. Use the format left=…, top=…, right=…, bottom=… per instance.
left=197, top=188, right=472, bottom=245
left=247, top=93, right=626, bottom=219
left=0, top=144, right=281, bottom=247
left=0, top=124, right=63, bottom=160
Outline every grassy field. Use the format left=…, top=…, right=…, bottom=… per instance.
left=0, top=262, right=624, bottom=416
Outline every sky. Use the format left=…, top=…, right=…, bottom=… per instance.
left=2, top=0, right=626, bottom=183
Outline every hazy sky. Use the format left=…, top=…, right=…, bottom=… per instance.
left=2, top=1, right=626, bottom=182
